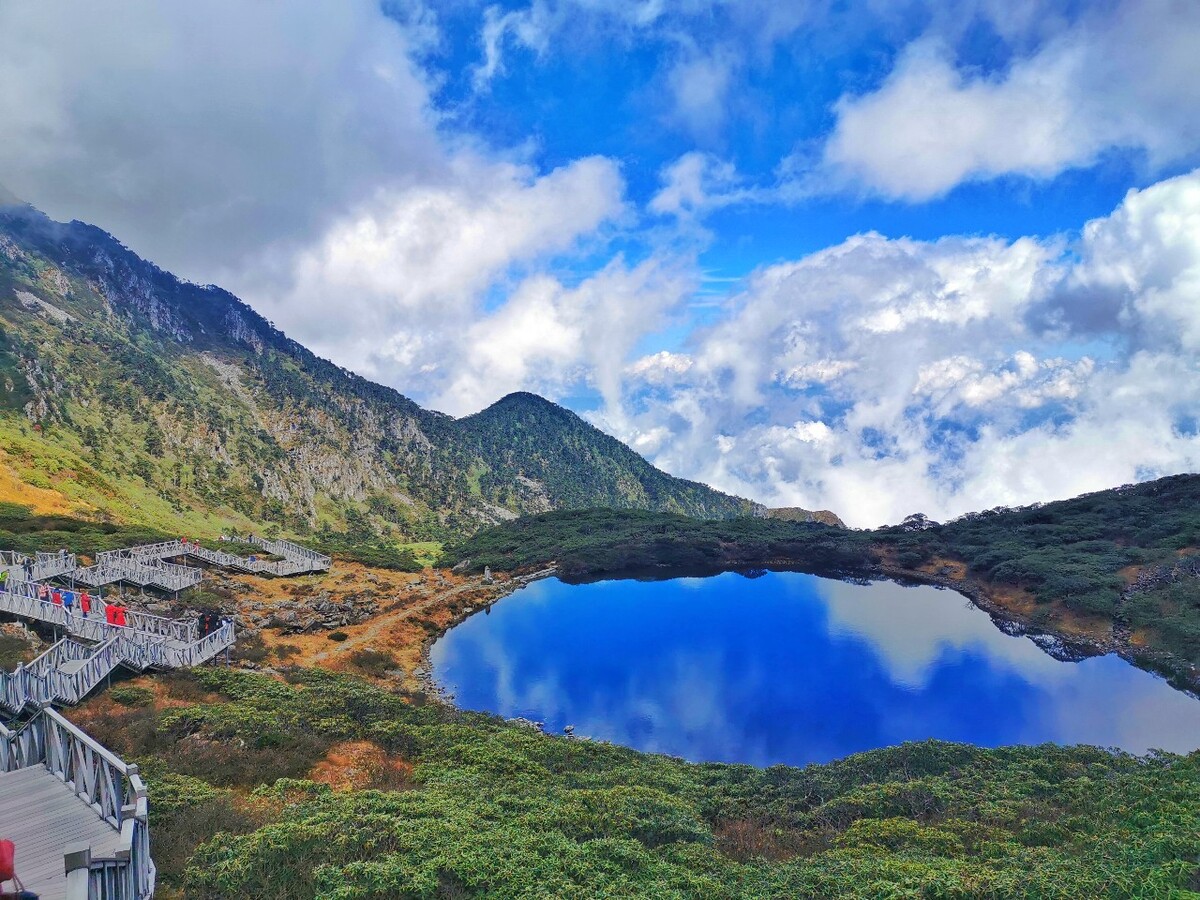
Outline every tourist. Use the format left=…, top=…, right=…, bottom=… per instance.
left=51, top=588, right=62, bottom=606
left=62, top=588, right=74, bottom=621
left=0, top=568, right=7, bottom=590
left=113, top=604, right=127, bottom=627
left=22, top=557, right=32, bottom=580
left=80, top=590, right=92, bottom=617
left=38, top=583, right=49, bottom=604
left=104, top=601, right=116, bottom=625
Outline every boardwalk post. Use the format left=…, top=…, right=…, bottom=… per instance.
left=63, top=842, right=91, bottom=898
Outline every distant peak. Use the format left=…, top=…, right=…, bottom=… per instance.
left=495, top=391, right=554, bottom=405
left=478, top=391, right=567, bottom=415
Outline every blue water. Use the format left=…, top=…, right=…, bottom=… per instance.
left=430, top=572, right=1200, bottom=766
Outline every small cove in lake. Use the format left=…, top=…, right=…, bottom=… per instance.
left=430, top=571, right=1200, bottom=766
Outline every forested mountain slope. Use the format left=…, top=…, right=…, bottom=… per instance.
left=0, top=197, right=755, bottom=542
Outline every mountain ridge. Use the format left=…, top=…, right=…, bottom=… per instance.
left=0, top=198, right=767, bottom=542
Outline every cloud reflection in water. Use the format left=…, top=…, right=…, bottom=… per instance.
left=430, top=572, right=1200, bottom=766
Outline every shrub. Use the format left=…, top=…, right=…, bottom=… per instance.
left=110, top=685, right=154, bottom=707
left=348, top=648, right=397, bottom=677
left=231, top=632, right=270, bottom=664
left=327, top=631, right=349, bottom=642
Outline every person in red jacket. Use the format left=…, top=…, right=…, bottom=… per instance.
left=51, top=588, right=62, bottom=606
left=80, top=591, right=92, bottom=617
left=113, top=604, right=127, bottom=627
left=105, top=602, right=116, bottom=625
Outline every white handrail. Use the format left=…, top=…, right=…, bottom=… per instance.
left=3, top=707, right=154, bottom=899
left=0, top=586, right=235, bottom=713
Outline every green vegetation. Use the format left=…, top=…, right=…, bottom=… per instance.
left=441, top=507, right=875, bottom=579
left=109, top=685, right=155, bottom=707
left=0, top=632, right=36, bottom=669
left=884, top=475, right=1200, bottom=662
left=0, top=500, right=173, bottom=555
left=70, top=667, right=1200, bottom=899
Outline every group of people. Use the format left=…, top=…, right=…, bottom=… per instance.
left=35, top=582, right=129, bottom=625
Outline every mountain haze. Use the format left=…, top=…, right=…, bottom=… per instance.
left=0, top=198, right=758, bottom=541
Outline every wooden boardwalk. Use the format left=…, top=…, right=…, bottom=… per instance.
left=0, top=535, right=327, bottom=897
left=0, top=765, right=124, bottom=900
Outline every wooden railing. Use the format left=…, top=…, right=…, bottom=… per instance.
left=2, top=707, right=155, bottom=899
left=0, top=581, right=199, bottom=642
left=76, top=550, right=203, bottom=592
left=1, top=549, right=78, bottom=581
left=0, top=586, right=234, bottom=713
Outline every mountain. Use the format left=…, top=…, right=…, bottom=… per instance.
left=0, top=198, right=757, bottom=542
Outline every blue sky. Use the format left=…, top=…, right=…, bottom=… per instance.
left=1, top=0, right=1199, bottom=525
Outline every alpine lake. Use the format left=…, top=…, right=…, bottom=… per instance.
left=430, top=571, right=1200, bottom=766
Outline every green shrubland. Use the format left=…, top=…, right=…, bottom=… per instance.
left=70, top=667, right=1200, bottom=899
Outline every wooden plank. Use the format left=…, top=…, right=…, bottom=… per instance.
left=0, top=766, right=123, bottom=900
left=57, top=659, right=88, bottom=676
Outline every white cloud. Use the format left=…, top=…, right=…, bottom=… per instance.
left=665, top=49, right=739, bottom=140
left=433, top=255, right=694, bottom=415
left=0, top=0, right=642, bottom=419
left=821, top=0, right=1200, bottom=199
left=626, top=351, right=695, bottom=383
left=251, top=155, right=626, bottom=371
left=1055, top=170, right=1200, bottom=351
left=0, top=0, right=443, bottom=279
left=609, top=169, right=1200, bottom=527
left=649, top=151, right=758, bottom=218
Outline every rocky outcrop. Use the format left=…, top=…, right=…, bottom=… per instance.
left=764, top=507, right=846, bottom=528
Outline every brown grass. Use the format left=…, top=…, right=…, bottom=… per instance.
left=0, top=450, right=91, bottom=516
left=308, top=740, right=414, bottom=792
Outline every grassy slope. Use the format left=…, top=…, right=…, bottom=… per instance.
left=70, top=667, right=1200, bottom=899
left=442, top=475, right=1200, bottom=683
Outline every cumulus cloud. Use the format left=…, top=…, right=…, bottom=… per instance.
left=0, top=0, right=443, bottom=280
left=434, top=255, right=694, bottom=415
left=249, top=154, right=627, bottom=378
left=821, top=0, right=1200, bottom=199
left=1048, top=170, right=1200, bottom=350
left=607, top=169, right=1200, bottom=526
